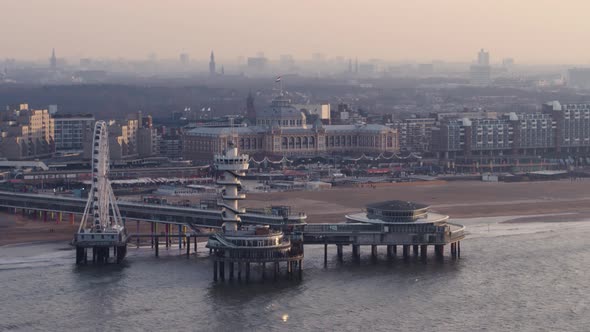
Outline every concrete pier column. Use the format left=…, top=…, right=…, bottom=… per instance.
left=194, top=237, right=197, bottom=253
left=150, top=223, right=154, bottom=248
left=186, top=236, right=190, bottom=257
left=435, top=244, right=444, bottom=259
left=458, top=241, right=461, bottom=258
left=155, top=236, right=159, bottom=257
left=136, top=220, right=140, bottom=248
left=274, top=262, right=279, bottom=281
left=298, top=260, right=303, bottom=279
left=229, top=262, right=234, bottom=280
left=213, top=260, right=218, bottom=282
left=246, top=263, right=251, bottom=282
left=261, top=263, right=266, bottom=280
left=420, top=245, right=427, bottom=260
left=403, top=245, right=409, bottom=259
left=337, top=245, right=343, bottom=262
left=324, top=243, right=328, bottom=266
left=371, top=245, right=378, bottom=259
left=352, top=245, right=360, bottom=260
left=220, top=261, right=225, bottom=281
left=238, top=262, right=242, bottom=281
left=165, top=224, right=169, bottom=249
left=413, top=245, right=419, bottom=256
left=386, top=245, right=392, bottom=258
left=178, top=225, right=182, bottom=250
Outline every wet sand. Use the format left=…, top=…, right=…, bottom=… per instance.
left=3, top=179, right=590, bottom=246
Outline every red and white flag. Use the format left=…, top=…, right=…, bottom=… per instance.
left=275, top=76, right=281, bottom=82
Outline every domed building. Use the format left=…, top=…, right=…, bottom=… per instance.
left=182, top=95, right=398, bottom=161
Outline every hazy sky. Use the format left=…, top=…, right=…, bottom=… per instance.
left=3, top=0, right=590, bottom=64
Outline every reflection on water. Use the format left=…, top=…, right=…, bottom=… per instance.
left=1, top=220, right=590, bottom=331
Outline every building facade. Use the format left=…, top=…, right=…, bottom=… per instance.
left=393, top=118, right=436, bottom=152
left=0, top=104, right=55, bottom=160
left=432, top=101, right=590, bottom=159
left=53, top=114, right=95, bottom=153
left=183, top=97, right=398, bottom=161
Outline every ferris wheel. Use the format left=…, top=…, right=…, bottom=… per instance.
left=75, top=121, right=127, bottom=264
left=79, top=120, right=124, bottom=232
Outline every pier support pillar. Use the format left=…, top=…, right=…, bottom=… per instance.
left=371, top=245, right=378, bottom=259
left=150, top=223, right=154, bottom=248
left=434, top=245, right=444, bottom=259
left=298, top=260, right=303, bottom=280
left=178, top=225, right=182, bottom=250
left=352, top=245, right=360, bottom=260
left=186, top=236, right=190, bottom=257
left=324, top=243, right=328, bottom=267
left=238, top=262, right=242, bottom=281
left=337, top=245, right=343, bottom=262
left=194, top=236, right=197, bottom=253
left=261, top=263, right=266, bottom=281
left=155, top=236, right=159, bottom=257
left=403, top=245, right=409, bottom=259
left=136, top=220, right=140, bottom=248
left=229, top=262, right=234, bottom=280
left=274, top=262, right=279, bottom=281
left=213, top=260, right=218, bottom=282
left=420, top=245, right=427, bottom=260
left=43, top=211, right=47, bottom=223
left=457, top=241, right=461, bottom=258
left=413, top=245, right=419, bottom=256
left=165, top=224, right=169, bottom=249
left=220, top=261, right=225, bottom=281
left=246, top=263, right=250, bottom=282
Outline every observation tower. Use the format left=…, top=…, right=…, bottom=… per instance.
left=207, top=142, right=303, bottom=282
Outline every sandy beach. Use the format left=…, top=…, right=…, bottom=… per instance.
left=2, top=179, right=590, bottom=246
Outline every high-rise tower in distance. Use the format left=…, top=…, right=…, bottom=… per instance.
left=209, top=51, right=216, bottom=76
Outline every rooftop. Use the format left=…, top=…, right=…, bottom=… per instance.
left=366, top=200, right=428, bottom=211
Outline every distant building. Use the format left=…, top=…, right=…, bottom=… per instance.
left=393, top=118, right=436, bottom=152
left=180, top=53, right=190, bottom=65
left=53, top=114, right=95, bottom=153
left=470, top=49, right=491, bottom=85
left=246, top=92, right=256, bottom=123
left=50, top=49, right=57, bottom=70
left=0, top=104, right=54, bottom=160
left=431, top=101, right=590, bottom=159
left=209, top=51, right=216, bottom=76
left=247, top=57, right=268, bottom=72
left=292, top=104, right=331, bottom=125
left=182, top=96, right=397, bottom=161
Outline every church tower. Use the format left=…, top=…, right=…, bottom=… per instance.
left=209, top=51, right=216, bottom=76
left=50, top=49, right=57, bottom=69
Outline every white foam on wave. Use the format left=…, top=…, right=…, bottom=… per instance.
left=454, top=213, right=590, bottom=239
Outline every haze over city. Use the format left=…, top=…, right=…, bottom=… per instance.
left=4, top=0, right=590, bottom=64
left=4, top=2, right=590, bottom=331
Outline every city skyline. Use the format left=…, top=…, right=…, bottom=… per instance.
left=3, top=0, right=590, bottom=64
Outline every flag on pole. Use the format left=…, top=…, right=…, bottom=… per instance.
left=275, top=76, right=281, bottom=82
